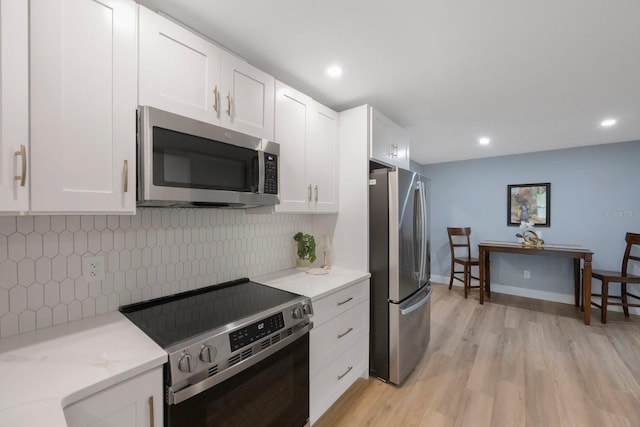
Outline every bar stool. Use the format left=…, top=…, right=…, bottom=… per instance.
left=447, top=227, right=480, bottom=298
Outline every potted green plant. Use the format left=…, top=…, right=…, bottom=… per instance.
left=293, top=232, right=316, bottom=269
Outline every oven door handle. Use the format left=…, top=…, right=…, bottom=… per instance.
left=168, top=321, right=313, bottom=405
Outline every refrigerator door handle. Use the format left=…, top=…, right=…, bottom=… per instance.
left=420, top=179, right=428, bottom=282
left=414, top=181, right=428, bottom=283
left=413, top=184, right=422, bottom=280
left=400, top=286, right=432, bottom=315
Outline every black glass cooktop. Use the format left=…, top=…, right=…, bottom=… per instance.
left=119, top=278, right=301, bottom=348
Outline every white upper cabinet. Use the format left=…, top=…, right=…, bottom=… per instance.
left=307, top=104, right=339, bottom=212
left=138, top=7, right=275, bottom=140
left=138, top=6, right=221, bottom=125
left=29, top=0, right=137, bottom=214
left=0, top=0, right=29, bottom=214
left=274, top=82, right=312, bottom=212
left=370, top=107, right=410, bottom=169
left=220, top=51, right=275, bottom=140
left=274, top=81, right=339, bottom=213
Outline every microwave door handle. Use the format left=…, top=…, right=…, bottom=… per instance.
left=257, top=151, right=265, bottom=193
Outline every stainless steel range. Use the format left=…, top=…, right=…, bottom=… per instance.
left=120, top=278, right=313, bottom=427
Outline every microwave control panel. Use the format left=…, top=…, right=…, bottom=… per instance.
left=264, top=154, right=278, bottom=194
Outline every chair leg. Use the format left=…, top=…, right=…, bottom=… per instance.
left=463, top=264, right=469, bottom=299
left=621, top=282, right=629, bottom=317
left=601, top=281, right=608, bottom=324
left=449, top=260, right=454, bottom=290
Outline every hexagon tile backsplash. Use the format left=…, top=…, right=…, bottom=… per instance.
left=0, top=209, right=312, bottom=338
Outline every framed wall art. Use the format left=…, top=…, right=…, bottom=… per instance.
left=507, top=183, right=550, bottom=226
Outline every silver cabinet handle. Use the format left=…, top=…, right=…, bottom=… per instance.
left=123, top=160, right=129, bottom=193
left=314, top=185, right=318, bottom=202
left=337, top=366, right=353, bottom=380
left=337, top=327, right=353, bottom=339
left=337, top=297, right=353, bottom=306
left=14, top=144, right=27, bottom=187
left=226, top=91, right=232, bottom=116
left=308, top=184, right=312, bottom=202
left=213, top=85, right=219, bottom=113
left=148, top=396, right=155, bottom=427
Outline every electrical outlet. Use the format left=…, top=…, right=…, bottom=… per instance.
left=524, top=270, right=531, bottom=279
left=83, top=255, right=105, bottom=282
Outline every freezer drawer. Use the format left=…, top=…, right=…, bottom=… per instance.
left=389, top=285, right=432, bottom=385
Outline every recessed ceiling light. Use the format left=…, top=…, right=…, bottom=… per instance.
left=479, top=137, right=491, bottom=145
left=600, top=118, right=617, bottom=127
left=327, top=65, right=343, bottom=78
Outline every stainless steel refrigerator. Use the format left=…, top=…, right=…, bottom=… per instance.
left=369, top=167, right=432, bottom=385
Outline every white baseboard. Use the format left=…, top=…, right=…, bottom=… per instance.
left=430, top=274, right=640, bottom=315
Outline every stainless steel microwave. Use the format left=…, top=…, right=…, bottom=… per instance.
left=137, top=106, right=279, bottom=208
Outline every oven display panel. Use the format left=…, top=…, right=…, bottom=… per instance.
left=229, top=312, right=285, bottom=351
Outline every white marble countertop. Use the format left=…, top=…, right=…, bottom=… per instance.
left=254, top=267, right=370, bottom=301
left=0, top=311, right=167, bottom=427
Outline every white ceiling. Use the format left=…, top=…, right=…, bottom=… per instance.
left=137, top=0, right=640, bottom=164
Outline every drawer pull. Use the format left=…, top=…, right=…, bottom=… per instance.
left=337, top=366, right=353, bottom=380
left=337, top=297, right=353, bottom=306
left=337, top=327, right=354, bottom=339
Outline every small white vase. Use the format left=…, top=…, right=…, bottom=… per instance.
left=296, top=259, right=312, bottom=270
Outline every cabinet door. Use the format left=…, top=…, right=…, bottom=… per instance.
left=30, top=0, right=136, bottom=213
left=370, top=106, right=409, bottom=168
left=221, top=51, right=275, bottom=140
left=138, top=6, right=221, bottom=124
left=0, top=0, right=29, bottom=213
left=307, top=103, right=339, bottom=213
left=391, top=125, right=410, bottom=169
left=274, top=81, right=312, bottom=213
left=370, top=107, right=393, bottom=165
left=64, top=367, right=163, bottom=427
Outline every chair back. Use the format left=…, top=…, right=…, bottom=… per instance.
left=447, top=227, right=473, bottom=260
left=622, top=232, right=640, bottom=275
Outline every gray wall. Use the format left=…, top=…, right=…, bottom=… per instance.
left=422, top=140, right=640, bottom=300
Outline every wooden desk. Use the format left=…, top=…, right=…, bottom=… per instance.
left=478, top=241, right=594, bottom=325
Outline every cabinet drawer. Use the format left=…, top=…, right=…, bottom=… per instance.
left=310, top=300, right=368, bottom=375
left=310, top=336, right=368, bottom=424
left=312, top=279, right=369, bottom=327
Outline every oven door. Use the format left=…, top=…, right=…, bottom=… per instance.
left=166, top=333, right=310, bottom=427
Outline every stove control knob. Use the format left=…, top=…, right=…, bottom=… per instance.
left=199, top=344, right=217, bottom=363
left=292, top=307, right=303, bottom=319
left=302, top=304, right=313, bottom=315
left=178, top=353, right=197, bottom=373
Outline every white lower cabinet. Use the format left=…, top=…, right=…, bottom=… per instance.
left=64, top=367, right=163, bottom=427
left=309, top=279, right=369, bottom=424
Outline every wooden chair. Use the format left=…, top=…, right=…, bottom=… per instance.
left=447, top=227, right=480, bottom=298
left=590, top=232, right=640, bottom=323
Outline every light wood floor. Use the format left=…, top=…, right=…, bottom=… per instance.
left=315, top=283, right=640, bottom=427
